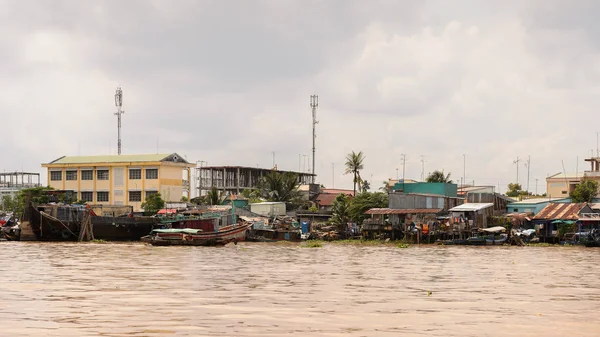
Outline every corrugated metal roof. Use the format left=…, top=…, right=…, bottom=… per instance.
left=533, top=203, right=588, bottom=220
left=508, top=198, right=568, bottom=205
left=448, top=203, right=494, bottom=212
left=364, top=208, right=441, bottom=215
left=46, top=153, right=186, bottom=165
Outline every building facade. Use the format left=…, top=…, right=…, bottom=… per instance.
left=42, top=153, right=193, bottom=211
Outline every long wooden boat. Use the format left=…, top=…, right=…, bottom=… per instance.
left=27, top=203, right=158, bottom=241
left=141, top=222, right=252, bottom=246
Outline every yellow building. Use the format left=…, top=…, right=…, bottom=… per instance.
left=42, top=153, right=193, bottom=211
left=546, top=157, right=600, bottom=198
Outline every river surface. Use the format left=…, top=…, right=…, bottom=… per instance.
left=1, top=242, right=599, bottom=337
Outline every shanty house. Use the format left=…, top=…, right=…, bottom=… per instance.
left=506, top=197, right=570, bottom=215
left=532, top=203, right=597, bottom=242
left=448, top=203, right=495, bottom=228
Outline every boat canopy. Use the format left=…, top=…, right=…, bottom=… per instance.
left=152, top=228, right=203, bottom=234
left=481, top=226, right=506, bottom=233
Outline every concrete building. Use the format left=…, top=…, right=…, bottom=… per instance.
left=42, top=153, right=193, bottom=211
left=546, top=173, right=582, bottom=198
left=197, top=165, right=316, bottom=196
left=391, top=182, right=458, bottom=197
left=250, top=201, right=287, bottom=217
left=506, top=197, right=570, bottom=215
left=388, top=192, right=463, bottom=212
left=0, top=172, right=41, bottom=207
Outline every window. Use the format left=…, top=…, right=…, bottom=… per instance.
left=50, top=171, right=62, bottom=181
left=97, top=191, right=109, bottom=202
left=562, top=191, right=568, bottom=194
left=81, top=192, right=93, bottom=202
left=513, top=208, right=518, bottom=212
left=129, top=169, right=141, bottom=180
left=81, top=170, right=93, bottom=180
left=129, top=191, right=142, bottom=202
left=66, top=170, right=77, bottom=181
left=146, top=169, right=158, bottom=179
left=146, top=191, right=158, bottom=198
left=97, top=170, right=109, bottom=180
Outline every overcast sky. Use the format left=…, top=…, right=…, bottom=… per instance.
left=2, top=0, right=600, bottom=194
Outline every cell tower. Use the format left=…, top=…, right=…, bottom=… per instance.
left=310, top=94, right=319, bottom=184
left=114, top=87, right=125, bottom=155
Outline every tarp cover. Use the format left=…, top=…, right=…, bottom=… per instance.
left=481, top=226, right=506, bottom=233
left=152, top=228, right=203, bottom=234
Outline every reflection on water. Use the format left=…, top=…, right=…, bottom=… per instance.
left=1, top=242, right=599, bottom=336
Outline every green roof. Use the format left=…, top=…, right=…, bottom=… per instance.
left=46, top=153, right=189, bottom=165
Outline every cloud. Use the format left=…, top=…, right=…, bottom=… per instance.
left=1, top=1, right=599, bottom=195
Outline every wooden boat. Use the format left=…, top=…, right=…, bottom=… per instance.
left=583, top=229, right=600, bottom=247
left=141, top=222, right=252, bottom=246
left=28, top=203, right=158, bottom=241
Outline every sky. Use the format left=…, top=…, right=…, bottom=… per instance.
left=2, top=0, right=600, bottom=195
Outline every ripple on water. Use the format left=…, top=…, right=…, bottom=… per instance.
left=0, top=242, right=599, bottom=337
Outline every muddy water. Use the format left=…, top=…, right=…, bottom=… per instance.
left=1, top=242, right=599, bottom=337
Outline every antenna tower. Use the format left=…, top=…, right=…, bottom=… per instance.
left=114, top=87, right=125, bottom=155
left=310, top=94, right=319, bottom=184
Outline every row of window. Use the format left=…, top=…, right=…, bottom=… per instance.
left=80, top=191, right=158, bottom=203
left=50, top=169, right=158, bottom=181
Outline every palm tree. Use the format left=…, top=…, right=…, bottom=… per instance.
left=258, top=171, right=302, bottom=203
left=426, top=170, right=452, bottom=183
left=207, top=187, right=226, bottom=205
left=380, top=180, right=391, bottom=192
left=345, top=151, right=365, bottom=195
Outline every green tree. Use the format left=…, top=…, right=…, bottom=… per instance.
left=506, top=183, right=524, bottom=197
left=207, top=187, right=226, bottom=205
left=348, top=191, right=388, bottom=224
left=141, top=192, right=165, bottom=213
left=380, top=180, right=391, bottom=192
left=257, top=171, right=302, bottom=205
left=570, top=179, right=599, bottom=203
left=361, top=180, right=371, bottom=192
left=426, top=170, right=452, bottom=183
left=345, top=150, right=365, bottom=196
left=1, top=195, right=18, bottom=213
left=330, top=193, right=351, bottom=226
left=241, top=188, right=263, bottom=203
left=308, top=205, right=319, bottom=212
left=180, top=196, right=189, bottom=202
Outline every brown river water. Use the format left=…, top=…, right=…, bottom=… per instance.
left=1, top=242, right=599, bottom=337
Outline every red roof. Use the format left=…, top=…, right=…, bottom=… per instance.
left=321, top=189, right=355, bottom=196
left=315, top=193, right=351, bottom=207
left=532, top=203, right=588, bottom=220
left=365, top=208, right=442, bottom=215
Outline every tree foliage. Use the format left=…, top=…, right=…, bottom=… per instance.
left=1, top=195, right=19, bottom=213
left=141, top=192, right=165, bottom=213
left=361, top=180, right=371, bottom=193
left=570, top=179, right=599, bottom=203
left=207, top=187, right=227, bottom=206
left=380, top=181, right=391, bottom=192
left=241, top=188, right=263, bottom=203
left=258, top=171, right=302, bottom=205
left=348, top=192, right=388, bottom=224
left=345, top=151, right=365, bottom=196
left=330, top=193, right=351, bottom=226
left=426, top=170, right=452, bottom=183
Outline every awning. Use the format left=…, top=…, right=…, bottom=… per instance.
left=157, top=208, right=177, bottom=215
left=551, top=220, right=576, bottom=225
left=481, top=226, right=506, bottom=233
left=448, top=203, right=494, bottom=212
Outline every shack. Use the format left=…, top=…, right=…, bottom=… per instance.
left=532, top=203, right=596, bottom=243
left=448, top=203, right=494, bottom=229
left=250, top=202, right=286, bottom=217
left=362, top=208, right=441, bottom=239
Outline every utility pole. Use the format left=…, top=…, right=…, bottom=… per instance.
left=535, top=178, right=538, bottom=195
left=396, top=168, right=399, bottom=180
left=597, top=132, right=599, bottom=157
left=114, top=87, right=125, bottom=155
left=513, top=157, right=521, bottom=186
left=272, top=151, right=275, bottom=168
left=524, top=155, right=531, bottom=193
left=420, top=156, right=425, bottom=181
left=298, top=154, right=301, bottom=172
left=401, top=154, right=406, bottom=192
left=332, top=163, right=335, bottom=188
left=310, top=95, right=319, bottom=184
left=463, top=154, right=466, bottom=189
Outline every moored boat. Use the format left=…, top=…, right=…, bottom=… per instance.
left=141, top=222, right=252, bottom=246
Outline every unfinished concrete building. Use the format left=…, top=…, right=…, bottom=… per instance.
left=0, top=171, right=42, bottom=201
left=197, top=166, right=316, bottom=195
